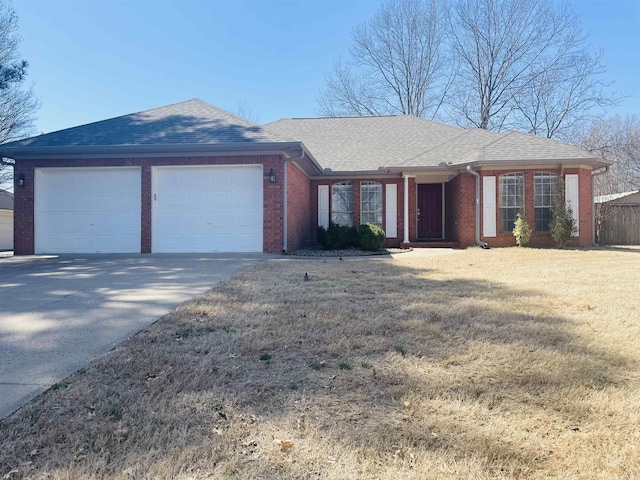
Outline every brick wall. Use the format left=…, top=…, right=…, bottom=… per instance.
left=479, top=167, right=593, bottom=248
left=309, top=177, right=405, bottom=247
left=13, top=155, right=285, bottom=255
left=286, top=162, right=311, bottom=252
left=446, top=173, right=477, bottom=247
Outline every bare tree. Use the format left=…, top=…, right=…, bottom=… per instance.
left=512, top=49, right=616, bottom=140
left=319, top=0, right=614, bottom=137
left=578, top=116, right=640, bottom=193
left=234, top=101, right=262, bottom=124
left=318, top=0, right=451, bottom=118
left=575, top=115, right=640, bottom=242
left=0, top=0, right=38, bottom=189
left=447, top=0, right=601, bottom=132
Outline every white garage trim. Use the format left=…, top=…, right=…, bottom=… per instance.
left=0, top=210, right=13, bottom=251
left=35, top=167, right=141, bottom=254
left=152, top=165, right=263, bottom=253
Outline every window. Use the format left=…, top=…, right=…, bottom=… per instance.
left=360, top=181, right=383, bottom=228
left=331, top=182, right=354, bottom=226
left=499, top=173, right=524, bottom=233
left=534, top=173, right=558, bottom=233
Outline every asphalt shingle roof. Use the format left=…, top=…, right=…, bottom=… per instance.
left=264, top=116, right=465, bottom=171
left=264, top=115, right=601, bottom=171
left=1, top=99, right=287, bottom=148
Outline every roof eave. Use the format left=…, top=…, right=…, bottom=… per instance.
left=0, top=142, right=307, bottom=160
left=454, top=157, right=613, bottom=169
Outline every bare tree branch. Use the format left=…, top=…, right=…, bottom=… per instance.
left=317, top=0, right=450, bottom=118
left=0, top=0, right=38, bottom=189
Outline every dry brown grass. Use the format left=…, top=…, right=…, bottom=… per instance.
left=1, top=247, right=640, bottom=479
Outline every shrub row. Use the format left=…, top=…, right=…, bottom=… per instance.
left=317, top=222, right=386, bottom=251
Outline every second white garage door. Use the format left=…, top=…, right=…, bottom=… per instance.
left=152, top=165, right=263, bottom=253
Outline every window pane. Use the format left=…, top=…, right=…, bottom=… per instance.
left=499, top=173, right=524, bottom=233
left=534, top=173, right=558, bottom=233
left=331, top=182, right=353, bottom=227
left=360, top=181, right=383, bottom=228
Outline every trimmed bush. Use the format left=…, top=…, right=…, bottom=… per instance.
left=358, top=223, right=386, bottom=251
left=512, top=212, right=532, bottom=246
left=317, top=223, right=358, bottom=249
left=550, top=203, right=577, bottom=248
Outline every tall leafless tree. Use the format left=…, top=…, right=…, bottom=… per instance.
left=0, top=0, right=38, bottom=190
left=319, top=0, right=614, bottom=141
left=318, top=0, right=451, bottom=118
left=575, top=115, right=640, bottom=242
left=447, top=0, right=600, bottom=132
left=578, top=115, right=640, bottom=193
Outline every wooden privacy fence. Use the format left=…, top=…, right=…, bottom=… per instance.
left=599, top=205, right=640, bottom=245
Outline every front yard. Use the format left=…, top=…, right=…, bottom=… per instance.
left=1, top=247, right=639, bottom=479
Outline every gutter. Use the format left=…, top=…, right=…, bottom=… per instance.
left=466, top=166, right=489, bottom=249
left=0, top=141, right=310, bottom=160
left=591, top=165, right=610, bottom=246
left=282, top=147, right=307, bottom=253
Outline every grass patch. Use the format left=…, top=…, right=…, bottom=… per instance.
left=1, top=247, right=640, bottom=479
left=50, top=380, right=70, bottom=391
left=259, top=352, right=272, bottom=363
left=394, top=345, right=407, bottom=356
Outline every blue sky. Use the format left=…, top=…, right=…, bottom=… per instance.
left=13, top=0, right=640, bottom=135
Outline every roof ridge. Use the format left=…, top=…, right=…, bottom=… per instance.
left=3, top=98, right=206, bottom=142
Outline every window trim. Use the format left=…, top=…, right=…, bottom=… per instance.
left=360, top=181, right=383, bottom=228
left=534, top=172, right=559, bottom=233
left=331, top=181, right=354, bottom=227
left=498, top=172, right=524, bottom=234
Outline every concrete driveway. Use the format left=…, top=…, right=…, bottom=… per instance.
left=0, top=253, right=271, bottom=420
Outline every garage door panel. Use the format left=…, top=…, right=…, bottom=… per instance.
left=36, top=168, right=141, bottom=254
left=153, top=166, right=263, bottom=253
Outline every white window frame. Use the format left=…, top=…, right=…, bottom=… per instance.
left=499, top=173, right=524, bottom=234
left=534, top=173, right=558, bottom=233
left=331, top=182, right=354, bottom=227
left=360, top=181, right=383, bottom=228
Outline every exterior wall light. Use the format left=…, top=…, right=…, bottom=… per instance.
left=269, top=168, right=277, bottom=183
left=17, top=173, right=25, bottom=187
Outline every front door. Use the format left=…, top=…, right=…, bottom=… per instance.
left=417, top=183, right=443, bottom=239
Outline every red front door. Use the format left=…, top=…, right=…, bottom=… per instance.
left=417, top=183, right=443, bottom=239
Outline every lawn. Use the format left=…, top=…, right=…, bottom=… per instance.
left=1, top=247, right=639, bottom=479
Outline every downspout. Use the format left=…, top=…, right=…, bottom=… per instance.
left=282, top=148, right=306, bottom=254
left=591, top=165, right=610, bottom=246
left=466, top=165, right=489, bottom=249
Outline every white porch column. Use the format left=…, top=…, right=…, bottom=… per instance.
left=403, top=175, right=411, bottom=244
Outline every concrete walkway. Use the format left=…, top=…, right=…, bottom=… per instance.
left=0, top=253, right=270, bottom=420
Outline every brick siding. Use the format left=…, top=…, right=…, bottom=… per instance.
left=13, top=155, right=285, bottom=255
left=309, top=178, right=405, bottom=247
left=286, top=162, right=311, bottom=252
left=479, top=167, right=593, bottom=248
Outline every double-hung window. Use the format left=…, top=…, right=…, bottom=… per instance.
left=360, top=181, right=383, bottom=228
left=331, top=182, right=354, bottom=226
left=534, top=173, right=558, bottom=232
left=499, top=173, right=524, bottom=233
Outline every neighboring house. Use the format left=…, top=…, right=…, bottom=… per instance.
left=0, top=99, right=610, bottom=255
left=0, top=188, right=13, bottom=251
left=594, top=190, right=640, bottom=245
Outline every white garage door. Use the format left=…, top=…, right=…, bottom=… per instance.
left=35, top=167, right=141, bottom=253
left=152, top=165, right=263, bottom=253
